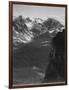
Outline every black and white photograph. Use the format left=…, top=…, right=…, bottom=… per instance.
left=9, top=1, right=67, bottom=88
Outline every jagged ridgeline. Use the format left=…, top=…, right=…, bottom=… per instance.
left=13, top=16, right=64, bottom=49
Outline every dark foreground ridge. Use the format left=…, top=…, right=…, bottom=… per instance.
left=43, top=30, right=65, bottom=83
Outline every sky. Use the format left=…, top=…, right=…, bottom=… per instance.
left=13, top=4, right=65, bottom=24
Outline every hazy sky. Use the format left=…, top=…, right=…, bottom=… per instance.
left=13, top=4, right=65, bottom=23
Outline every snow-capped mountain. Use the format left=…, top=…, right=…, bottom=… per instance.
left=25, top=17, right=44, bottom=30
left=33, top=18, right=44, bottom=24
left=25, top=22, right=33, bottom=30
left=13, top=16, right=64, bottom=49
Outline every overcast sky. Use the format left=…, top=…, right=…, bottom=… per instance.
left=13, top=4, right=65, bottom=24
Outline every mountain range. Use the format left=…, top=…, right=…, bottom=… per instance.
left=13, top=16, right=64, bottom=49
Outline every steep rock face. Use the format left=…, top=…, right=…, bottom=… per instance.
left=43, top=30, right=65, bottom=83
left=44, top=18, right=63, bottom=29
left=13, top=16, right=34, bottom=49
left=43, top=18, right=64, bottom=33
